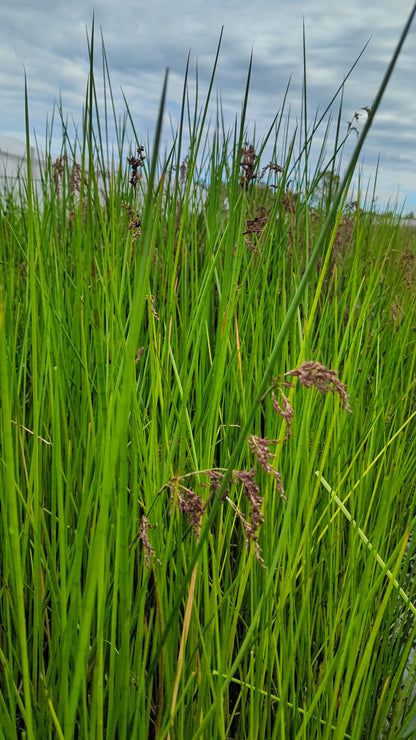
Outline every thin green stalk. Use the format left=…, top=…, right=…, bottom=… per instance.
left=316, top=471, right=416, bottom=617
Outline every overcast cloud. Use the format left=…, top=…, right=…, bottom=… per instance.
left=1, top=0, right=415, bottom=211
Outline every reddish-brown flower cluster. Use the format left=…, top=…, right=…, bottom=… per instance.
left=169, top=483, right=205, bottom=538
left=284, top=360, right=351, bottom=413
left=138, top=516, right=156, bottom=569
left=127, top=145, right=145, bottom=195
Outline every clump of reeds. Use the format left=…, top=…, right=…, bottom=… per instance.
left=1, top=11, right=416, bottom=740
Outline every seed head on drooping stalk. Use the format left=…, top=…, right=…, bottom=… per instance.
left=284, top=361, right=352, bottom=413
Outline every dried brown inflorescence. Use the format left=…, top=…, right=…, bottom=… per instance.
left=243, top=207, right=269, bottom=254
left=138, top=516, right=157, bottom=568
left=179, top=154, right=189, bottom=185
left=281, top=190, right=299, bottom=214
left=231, top=468, right=265, bottom=565
left=346, top=106, right=370, bottom=136
left=399, top=248, right=416, bottom=290
left=205, top=469, right=229, bottom=496
left=271, top=390, right=294, bottom=441
left=239, top=144, right=285, bottom=192
left=169, top=482, right=205, bottom=538
left=127, top=145, right=146, bottom=196
left=283, top=360, right=352, bottom=413
left=121, top=203, right=142, bottom=244
left=121, top=145, right=146, bottom=250
left=146, top=294, right=160, bottom=321
left=259, top=161, right=285, bottom=186
left=240, top=145, right=257, bottom=190
left=52, top=154, right=101, bottom=228
left=332, top=215, right=355, bottom=266
left=204, top=435, right=286, bottom=565
left=51, top=154, right=100, bottom=201
left=135, top=347, right=144, bottom=364
left=69, top=161, right=82, bottom=195
left=52, top=155, right=65, bottom=194
left=247, top=435, right=286, bottom=500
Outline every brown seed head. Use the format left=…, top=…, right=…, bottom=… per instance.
left=285, top=361, right=352, bottom=413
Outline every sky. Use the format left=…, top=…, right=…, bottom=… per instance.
left=1, top=0, right=416, bottom=213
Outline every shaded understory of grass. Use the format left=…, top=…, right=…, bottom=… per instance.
left=1, top=14, right=416, bottom=740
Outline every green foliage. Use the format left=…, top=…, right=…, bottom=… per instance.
left=1, top=12, right=416, bottom=739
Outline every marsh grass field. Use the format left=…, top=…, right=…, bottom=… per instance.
left=1, top=16, right=416, bottom=739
